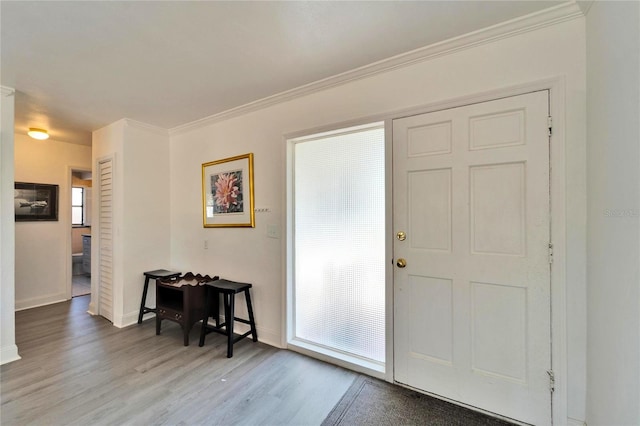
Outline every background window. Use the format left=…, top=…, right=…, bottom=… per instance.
left=72, top=187, right=84, bottom=226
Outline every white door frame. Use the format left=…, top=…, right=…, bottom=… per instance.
left=385, top=77, right=567, bottom=424
left=283, top=76, right=567, bottom=424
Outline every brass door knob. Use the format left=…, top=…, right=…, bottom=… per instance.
left=396, top=231, right=406, bottom=241
left=396, top=258, right=407, bottom=268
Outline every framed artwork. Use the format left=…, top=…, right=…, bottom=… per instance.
left=14, top=182, right=59, bottom=222
left=202, top=153, right=255, bottom=228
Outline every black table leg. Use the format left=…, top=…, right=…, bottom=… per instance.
left=198, top=280, right=256, bottom=357
left=183, top=325, right=189, bottom=346
left=138, top=276, right=151, bottom=324
left=199, top=286, right=211, bottom=347
left=244, top=289, right=258, bottom=342
left=213, top=291, right=220, bottom=328
left=225, top=292, right=235, bottom=358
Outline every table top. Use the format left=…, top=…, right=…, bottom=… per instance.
left=205, top=279, right=252, bottom=293
left=144, top=269, right=181, bottom=279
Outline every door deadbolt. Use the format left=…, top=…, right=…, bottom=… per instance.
left=396, top=231, right=406, bottom=241
left=396, top=258, right=407, bottom=268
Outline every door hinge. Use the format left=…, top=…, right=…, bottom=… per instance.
left=547, top=116, right=553, bottom=136
left=547, top=370, right=555, bottom=393
left=548, top=243, right=554, bottom=264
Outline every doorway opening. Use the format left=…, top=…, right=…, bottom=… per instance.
left=71, top=169, right=92, bottom=298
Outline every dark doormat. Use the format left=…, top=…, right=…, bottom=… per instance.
left=322, top=375, right=516, bottom=426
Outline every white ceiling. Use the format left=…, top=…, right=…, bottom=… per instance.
left=1, top=1, right=565, bottom=146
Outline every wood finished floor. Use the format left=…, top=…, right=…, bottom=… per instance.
left=1, top=296, right=357, bottom=425
left=71, top=274, right=91, bottom=297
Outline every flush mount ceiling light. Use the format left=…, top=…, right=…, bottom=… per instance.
left=27, top=128, right=49, bottom=140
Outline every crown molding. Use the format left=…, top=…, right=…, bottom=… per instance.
left=577, top=1, right=594, bottom=16
left=170, top=2, right=585, bottom=136
left=124, top=118, right=169, bottom=137
left=1, top=86, right=15, bottom=97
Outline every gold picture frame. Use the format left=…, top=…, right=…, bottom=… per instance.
left=202, top=153, right=255, bottom=228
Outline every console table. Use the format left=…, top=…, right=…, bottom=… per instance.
left=156, top=273, right=219, bottom=346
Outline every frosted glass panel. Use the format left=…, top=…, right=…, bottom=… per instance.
left=294, top=125, right=385, bottom=363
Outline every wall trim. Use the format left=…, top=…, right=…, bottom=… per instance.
left=15, top=293, right=67, bottom=311
left=222, top=317, right=281, bottom=349
left=170, top=2, right=583, bottom=137
left=124, top=118, right=169, bottom=136
left=0, top=83, right=17, bottom=368
left=1, top=86, right=15, bottom=97
left=567, top=417, right=587, bottom=426
left=0, top=344, right=20, bottom=365
left=577, top=1, right=594, bottom=16
left=117, top=311, right=281, bottom=348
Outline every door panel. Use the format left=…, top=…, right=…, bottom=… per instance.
left=393, top=91, right=551, bottom=425
left=409, top=168, right=452, bottom=251
left=98, top=158, right=113, bottom=323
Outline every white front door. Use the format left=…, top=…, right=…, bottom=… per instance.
left=393, top=91, right=551, bottom=425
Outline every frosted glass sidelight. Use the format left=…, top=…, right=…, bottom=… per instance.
left=293, top=125, right=385, bottom=363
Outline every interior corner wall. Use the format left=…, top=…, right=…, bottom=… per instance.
left=91, top=120, right=170, bottom=326
left=14, top=134, right=91, bottom=310
left=91, top=120, right=125, bottom=318
left=586, top=2, right=640, bottom=425
left=168, top=18, right=587, bottom=422
left=121, top=121, right=171, bottom=325
left=0, top=87, right=19, bottom=365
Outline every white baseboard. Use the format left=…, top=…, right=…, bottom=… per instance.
left=0, top=344, right=21, bottom=365
left=15, top=293, right=68, bottom=311
left=117, top=310, right=145, bottom=328
left=567, top=417, right=586, bottom=426
left=114, top=310, right=282, bottom=348
left=87, top=299, right=97, bottom=315
left=215, top=315, right=281, bottom=348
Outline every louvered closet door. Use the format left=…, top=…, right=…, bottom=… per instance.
left=98, top=158, right=114, bottom=322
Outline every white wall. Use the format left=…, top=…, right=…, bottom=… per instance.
left=13, top=134, right=92, bottom=310
left=121, top=121, right=171, bottom=324
left=169, top=18, right=587, bottom=422
left=0, top=86, right=19, bottom=364
left=91, top=120, right=171, bottom=326
left=586, top=2, right=640, bottom=425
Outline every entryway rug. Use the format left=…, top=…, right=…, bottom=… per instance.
left=322, top=376, right=514, bottom=426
